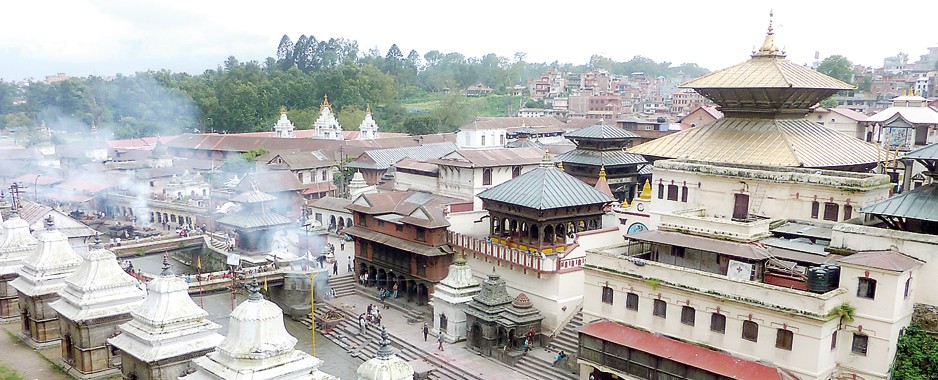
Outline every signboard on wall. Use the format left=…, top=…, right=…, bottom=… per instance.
left=727, top=260, right=753, bottom=281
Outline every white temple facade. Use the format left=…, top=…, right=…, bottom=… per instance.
left=275, top=106, right=296, bottom=138
left=313, top=96, right=344, bottom=141
left=183, top=279, right=336, bottom=380
left=10, top=217, right=83, bottom=347
left=356, top=327, right=415, bottom=380
left=109, top=257, right=224, bottom=380
left=431, top=253, right=480, bottom=343
left=50, top=239, right=145, bottom=377
left=357, top=106, right=379, bottom=140
left=0, top=212, right=39, bottom=322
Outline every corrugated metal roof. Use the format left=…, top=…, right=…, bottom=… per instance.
left=837, top=249, right=923, bottom=272
left=628, top=118, right=880, bottom=168
left=865, top=106, right=938, bottom=124
left=861, top=183, right=938, bottom=222
left=555, top=149, right=647, bottom=167
left=904, top=143, right=938, bottom=161
left=217, top=211, right=293, bottom=229
left=348, top=142, right=457, bottom=170
left=564, top=123, right=639, bottom=140
left=308, top=196, right=352, bottom=213
left=432, top=147, right=544, bottom=168
left=580, top=321, right=784, bottom=380
left=682, top=56, right=854, bottom=90
left=236, top=171, right=305, bottom=193
left=627, top=230, right=771, bottom=261
left=477, top=166, right=614, bottom=210
left=344, top=226, right=449, bottom=257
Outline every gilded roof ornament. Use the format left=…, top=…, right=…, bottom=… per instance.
left=280, top=105, right=287, bottom=115
left=752, top=10, right=785, bottom=58
left=320, top=95, right=331, bottom=111
left=598, top=165, right=607, bottom=180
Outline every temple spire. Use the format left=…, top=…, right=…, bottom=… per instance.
left=752, top=10, right=785, bottom=58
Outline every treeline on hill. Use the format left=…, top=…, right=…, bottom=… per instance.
left=0, top=34, right=709, bottom=141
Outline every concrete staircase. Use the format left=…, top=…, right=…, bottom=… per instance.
left=308, top=303, right=487, bottom=380
left=328, top=274, right=356, bottom=298
left=512, top=311, right=583, bottom=380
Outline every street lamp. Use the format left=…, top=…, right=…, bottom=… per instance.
left=307, top=271, right=321, bottom=356
left=34, top=174, right=41, bottom=203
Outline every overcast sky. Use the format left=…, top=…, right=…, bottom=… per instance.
left=3, top=0, right=937, bottom=82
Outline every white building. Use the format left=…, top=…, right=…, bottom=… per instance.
left=274, top=106, right=296, bottom=139
left=358, top=106, right=379, bottom=140
left=431, top=252, right=481, bottom=342
left=313, top=96, right=343, bottom=141
left=810, top=107, right=868, bottom=140
left=430, top=147, right=544, bottom=210
left=865, top=94, right=938, bottom=150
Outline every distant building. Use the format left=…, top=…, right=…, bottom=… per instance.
left=465, top=83, right=494, bottom=97
left=313, top=96, right=343, bottom=141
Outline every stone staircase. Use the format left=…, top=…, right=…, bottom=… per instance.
left=513, top=311, right=582, bottom=380
left=328, top=274, right=356, bottom=298
left=307, top=303, right=486, bottom=380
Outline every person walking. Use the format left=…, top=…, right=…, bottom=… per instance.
left=332, top=261, right=338, bottom=275
left=437, top=333, right=445, bottom=351
left=423, top=323, right=429, bottom=341
left=347, top=256, right=353, bottom=273
left=340, top=239, right=346, bottom=251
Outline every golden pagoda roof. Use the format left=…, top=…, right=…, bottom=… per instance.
left=629, top=118, right=880, bottom=168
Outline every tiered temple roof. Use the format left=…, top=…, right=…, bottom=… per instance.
left=10, top=218, right=82, bottom=297
left=0, top=212, right=39, bottom=276
left=50, top=240, right=144, bottom=322
left=478, top=152, right=615, bottom=210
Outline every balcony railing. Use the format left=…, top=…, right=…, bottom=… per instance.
left=447, top=231, right=584, bottom=277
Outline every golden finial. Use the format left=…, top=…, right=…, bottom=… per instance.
left=366, top=104, right=371, bottom=114
left=598, top=165, right=607, bottom=180
left=540, top=148, right=554, bottom=168
left=455, top=249, right=466, bottom=264
left=280, top=105, right=287, bottom=115
left=753, top=10, right=784, bottom=58
left=321, top=95, right=331, bottom=111
left=557, top=161, right=564, bottom=171
left=639, top=179, right=652, bottom=199
left=621, top=198, right=630, bottom=208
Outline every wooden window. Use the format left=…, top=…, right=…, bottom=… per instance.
left=672, top=246, right=685, bottom=258
left=823, top=203, right=839, bottom=221
left=742, top=320, right=759, bottom=342
left=481, top=135, right=486, bottom=146
left=626, top=292, right=639, bottom=311
left=857, top=278, right=876, bottom=299
left=710, top=313, right=726, bottom=333
left=681, top=306, right=695, bottom=326
left=415, top=227, right=426, bottom=242
left=844, top=205, right=853, bottom=220
left=512, top=166, right=521, bottom=178
left=601, top=286, right=614, bottom=305
left=653, top=299, right=667, bottom=318
left=831, top=330, right=838, bottom=350
left=359, top=213, right=367, bottom=227
left=297, top=172, right=304, bottom=182
left=733, top=193, right=750, bottom=220
left=852, top=334, right=868, bottom=356
left=776, top=329, right=794, bottom=351
left=811, top=201, right=820, bottom=219
left=681, top=186, right=688, bottom=202
left=657, top=183, right=664, bottom=199
left=904, top=278, right=912, bottom=299
left=483, top=168, right=492, bottom=186
left=377, top=220, right=385, bottom=227
left=667, top=185, right=679, bottom=201
left=396, top=224, right=403, bottom=232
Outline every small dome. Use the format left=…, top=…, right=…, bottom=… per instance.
left=356, top=327, right=415, bottom=380
left=512, top=293, right=533, bottom=309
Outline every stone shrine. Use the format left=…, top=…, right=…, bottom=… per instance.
left=109, top=257, right=223, bottom=380
left=50, top=238, right=146, bottom=378
left=464, top=270, right=544, bottom=364
left=0, top=212, right=39, bottom=322
left=431, top=252, right=480, bottom=343
left=10, top=217, right=83, bottom=347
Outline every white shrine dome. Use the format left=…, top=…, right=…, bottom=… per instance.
left=356, top=327, right=415, bottom=380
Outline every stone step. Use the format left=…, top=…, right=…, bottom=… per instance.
left=515, top=354, right=577, bottom=380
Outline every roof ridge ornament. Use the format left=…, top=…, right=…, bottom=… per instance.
left=280, top=105, right=287, bottom=115
left=246, top=278, right=262, bottom=300
left=160, top=254, right=173, bottom=276
left=376, top=326, right=395, bottom=359
left=752, top=10, right=785, bottom=58
left=539, top=149, right=554, bottom=168
left=321, top=95, right=331, bottom=111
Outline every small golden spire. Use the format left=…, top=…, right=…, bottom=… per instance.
left=621, top=198, right=630, bottom=208
left=366, top=104, right=371, bottom=114
left=598, top=165, right=607, bottom=180
left=557, top=161, right=564, bottom=171
left=321, top=94, right=331, bottom=111
left=455, top=249, right=466, bottom=264
left=639, top=179, right=652, bottom=199
left=752, top=10, right=784, bottom=58
left=280, top=105, right=287, bottom=115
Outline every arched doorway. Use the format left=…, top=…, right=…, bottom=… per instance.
left=470, top=323, right=483, bottom=349
left=417, top=283, right=429, bottom=306
left=346, top=217, right=353, bottom=228
left=329, top=215, right=337, bottom=231
left=376, top=269, right=387, bottom=290
left=367, top=266, right=377, bottom=287
left=440, top=313, right=448, bottom=331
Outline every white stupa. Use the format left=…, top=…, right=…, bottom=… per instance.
left=183, top=279, right=337, bottom=380
left=313, top=95, right=344, bottom=140
left=275, top=105, right=296, bottom=138
left=51, top=238, right=146, bottom=376
left=110, top=255, right=224, bottom=380
left=10, top=216, right=83, bottom=347
left=0, top=212, right=39, bottom=321
left=358, top=105, right=379, bottom=140
left=431, top=252, right=481, bottom=342
left=356, top=327, right=415, bottom=380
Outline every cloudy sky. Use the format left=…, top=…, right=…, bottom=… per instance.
left=3, top=0, right=937, bottom=81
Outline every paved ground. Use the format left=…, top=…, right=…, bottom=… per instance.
left=0, top=324, right=70, bottom=380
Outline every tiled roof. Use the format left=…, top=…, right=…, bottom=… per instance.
left=681, top=56, right=854, bottom=90
left=580, top=321, right=785, bottom=380
left=348, top=142, right=457, bottom=170
left=628, top=118, right=880, bottom=168
left=564, top=123, right=639, bottom=140
left=477, top=164, right=615, bottom=210
left=301, top=182, right=336, bottom=195
left=627, top=230, right=771, bottom=261
left=431, top=147, right=544, bottom=168
left=555, top=149, right=647, bottom=167
left=347, top=191, right=460, bottom=229
left=235, top=171, right=304, bottom=193
left=266, top=151, right=333, bottom=170
left=308, top=196, right=352, bottom=213
left=394, top=158, right=439, bottom=173
left=904, top=143, right=938, bottom=161
left=345, top=226, right=450, bottom=257
left=861, top=183, right=938, bottom=223
left=837, top=249, right=923, bottom=272
left=828, top=107, right=868, bottom=121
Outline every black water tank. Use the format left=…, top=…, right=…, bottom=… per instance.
left=823, top=264, right=841, bottom=290
left=807, top=267, right=829, bottom=293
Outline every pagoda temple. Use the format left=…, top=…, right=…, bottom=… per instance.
left=109, top=257, right=223, bottom=380
left=50, top=238, right=145, bottom=378
left=556, top=120, right=649, bottom=201
left=10, top=217, right=83, bottom=347
left=313, top=95, right=343, bottom=141
left=216, top=183, right=294, bottom=262
left=431, top=252, right=481, bottom=342
left=183, top=279, right=337, bottom=380
left=629, top=15, right=880, bottom=171
left=0, top=212, right=38, bottom=322
left=356, top=327, right=415, bottom=380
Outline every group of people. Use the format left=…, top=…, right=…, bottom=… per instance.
left=422, top=322, right=445, bottom=351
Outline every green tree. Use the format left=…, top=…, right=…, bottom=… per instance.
left=894, top=325, right=938, bottom=379
left=276, top=34, right=294, bottom=69
left=401, top=113, right=440, bottom=135
left=817, top=55, right=855, bottom=84
left=337, top=105, right=365, bottom=131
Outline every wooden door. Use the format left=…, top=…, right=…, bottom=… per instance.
left=733, top=193, right=750, bottom=220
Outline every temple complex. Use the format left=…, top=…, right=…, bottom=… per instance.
left=431, top=252, right=481, bottom=343
left=629, top=17, right=881, bottom=172
left=313, top=95, right=343, bottom=141
left=50, top=239, right=145, bottom=378
left=556, top=121, right=649, bottom=202
left=183, top=279, right=337, bottom=380
left=10, top=217, right=83, bottom=347
left=356, top=327, right=415, bottom=380
left=0, top=212, right=38, bottom=322
left=109, top=257, right=223, bottom=380
left=275, top=105, right=297, bottom=139
left=216, top=183, right=294, bottom=263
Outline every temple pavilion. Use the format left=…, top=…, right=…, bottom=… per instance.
left=356, top=327, right=415, bottom=380
left=109, top=257, right=223, bottom=380
left=10, top=217, right=82, bottom=348
left=50, top=238, right=145, bottom=378
left=0, top=212, right=38, bottom=322
left=216, top=183, right=294, bottom=263
left=629, top=17, right=880, bottom=172
left=183, top=279, right=337, bottom=380
left=556, top=120, right=649, bottom=202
